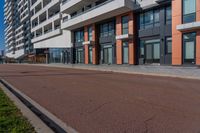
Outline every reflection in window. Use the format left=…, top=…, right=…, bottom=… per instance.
left=140, top=9, right=160, bottom=29
left=122, top=16, right=129, bottom=34
left=100, top=21, right=115, bottom=37
left=166, top=6, right=172, bottom=24
left=75, top=30, right=84, bottom=43
left=183, top=0, right=196, bottom=23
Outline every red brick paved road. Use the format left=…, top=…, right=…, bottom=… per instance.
left=0, top=64, right=200, bottom=133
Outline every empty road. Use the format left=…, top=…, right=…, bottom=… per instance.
left=0, top=64, right=200, bottom=133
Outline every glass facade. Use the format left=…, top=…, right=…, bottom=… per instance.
left=183, top=32, right=196, bottom=64
left=49, top=48, right=65, bottom=63
left=183, top=0, right=196, bottom=23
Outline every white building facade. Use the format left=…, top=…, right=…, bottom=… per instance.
left=30, top=0, right=72, bottom=63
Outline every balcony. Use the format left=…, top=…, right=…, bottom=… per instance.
left=62, top=0, right=135, bottom=30
left=61, top=0, right=95, bottom=14
left=176, top=21, right=200, bottom=31
left=32, top=29, right=61, bottom=43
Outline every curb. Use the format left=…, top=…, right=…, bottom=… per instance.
left=0, top=79, right=78, bottom=133
left=28, top=64, right=200, bottom=81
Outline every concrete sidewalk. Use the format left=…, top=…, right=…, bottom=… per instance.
left=30, top=63, right=200, bottom=80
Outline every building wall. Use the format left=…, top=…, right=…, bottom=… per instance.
left=172, top=0, right=200, bottom=65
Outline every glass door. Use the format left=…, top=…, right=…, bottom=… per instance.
left=153, top=43, right=160, bottom=63
left=123, top=41, right=129, bottom=64
left=183, top=33, right=196, bottom=64
left=103, top=45, right=113, bottom=64
left=144, top=39, right=160, bottom=64
left=76, top=48, right=84, bottom=63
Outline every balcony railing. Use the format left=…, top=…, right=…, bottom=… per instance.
left=63, top=0, right=113, bottom=22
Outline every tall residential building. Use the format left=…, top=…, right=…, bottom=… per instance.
left=4, top=0, right=200, bottom=66
left=30, top=0, right=72, bottom=63
left=4, top=0, right=32, bottom=59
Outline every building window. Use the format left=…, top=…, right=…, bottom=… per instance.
left=144, top=11, right=154, bottom=29
left=183, top=0, right=196, bottom=23
left=166, top=37, right=172, bottom=54
left=140, top=9, right=160, bottom=29
left=166, top=6, right=172, bottom=24
left=154, top=10, right=160, bottom=27
left=100, top=21, right=115, bottom=37
left=140, top=13, right=144, bottom=29
left=88, top=26, right=93, bottom=41
left=123, top=41, right=129, bottom=64
left=75, top=30, right=84, bottom=43
left=122, top=16, right=129, bottom=34
left=183, top=32, right=196, bottom=64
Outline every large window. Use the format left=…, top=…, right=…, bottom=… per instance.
left=140, top=9, right=160, bottom=29
left=100, top=21, right=115, bottom=37
left=183, top=0, right=196, bottom=23
left=166, top=6, right=172, bottom=24
left=183, top=32, right=196, bottom=64
left=75, top=30, right=84, bottom=43
left=122, top=16, right=129, bottom=34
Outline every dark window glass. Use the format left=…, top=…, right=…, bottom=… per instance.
left=154, top=10, right=160, bottom=27
left=75, top=30, right=84, bottom=43
left=140, top=13, right=144, bottom=29
left=166, top=6, right=172, bottom=24
left=100, top=21, right=115, bottom=37
left=88, top=26, right=92, bottom=41
left=183, top=0, right=196, bottom=23
left=122, top=16, right=129, bottom=34
left=144, top=11, right=154, bottom=29
left=166, top=37, right=172, bottom=54
left=140, top=9, right=160, bottom=29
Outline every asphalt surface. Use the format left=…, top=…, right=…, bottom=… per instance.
left=0, top=64, right=200, bottom=133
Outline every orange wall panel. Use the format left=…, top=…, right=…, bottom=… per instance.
left=197, top=0, right=200, bottom=21
left=116, top=15, right=122, bottom=64
left=84, top=44, right=89, bottom=64
left=172, top=0, right=183, bottom=65
left=196, top=31, right=200, bottom=65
